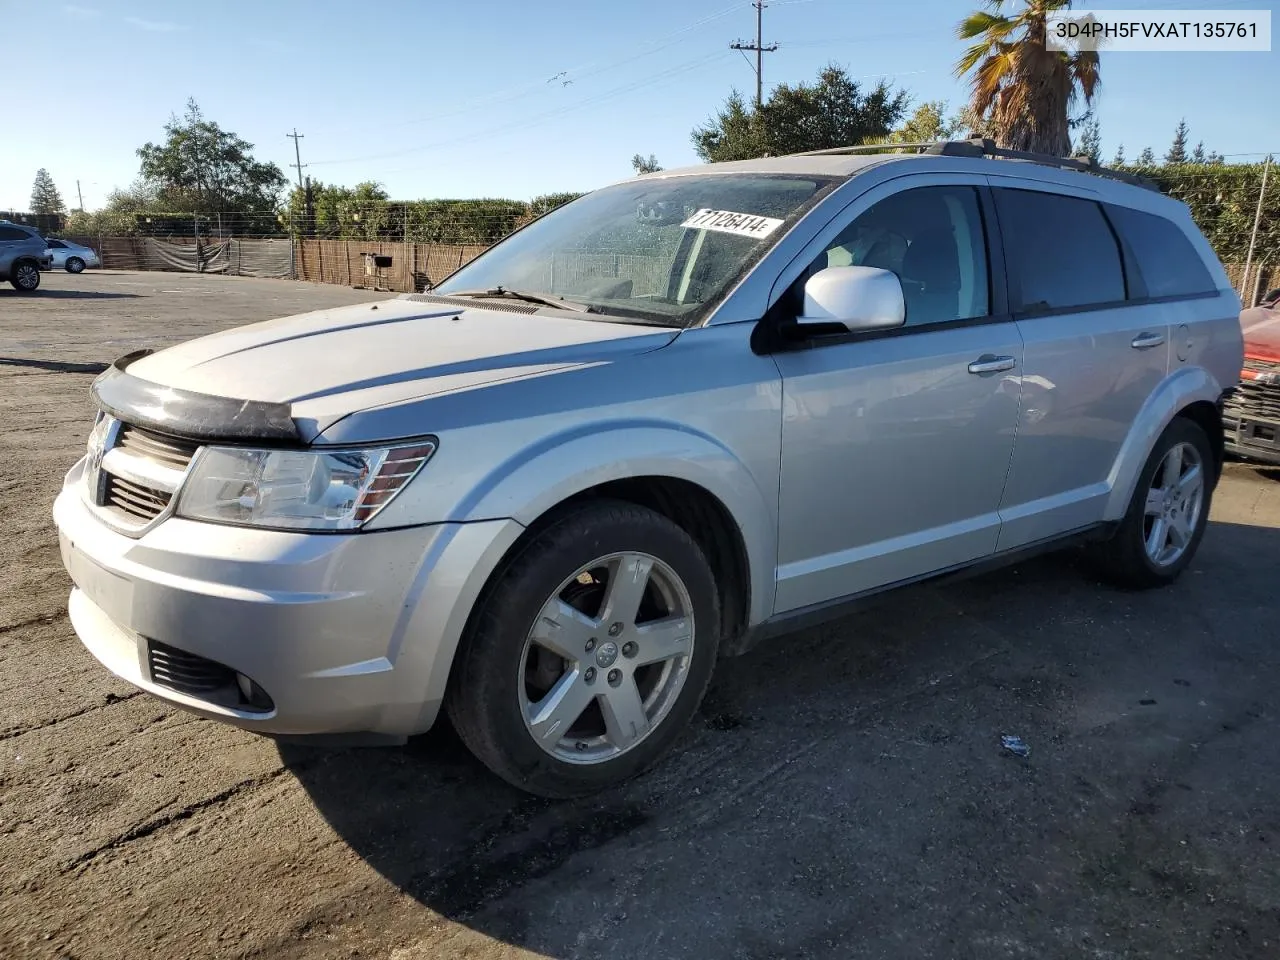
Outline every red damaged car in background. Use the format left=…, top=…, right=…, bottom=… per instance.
left=1225, top=288, right=1280, bottom=465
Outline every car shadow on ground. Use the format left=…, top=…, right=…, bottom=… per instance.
left=0, top=357, right=110, bottom=374
left=280, top=519, right=1280, bottom=957
left=0, top=288, right=139, bottom=299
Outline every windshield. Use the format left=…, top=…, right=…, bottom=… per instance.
left=433, top=173, right=836, bottom=326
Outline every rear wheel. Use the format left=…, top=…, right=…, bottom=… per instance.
left=10, top=261, right=40, bottom=291
left=447, top=500, right=720, bottom=797
left=65, top=256, right=85, bottom=274
left=1091, top=418, right=1214, bottom=588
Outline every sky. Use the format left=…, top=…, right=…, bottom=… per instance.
left=3, top=0, right=1277, bottom=212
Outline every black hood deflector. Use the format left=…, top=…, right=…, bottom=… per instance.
left=91, top=350, right=301, bottom=443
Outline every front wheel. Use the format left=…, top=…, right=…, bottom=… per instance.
left=446, top=500, right=720, bottom=797
left=10, top=261, right=40, bottom=291
left=65, top=256, right=85, bottom=274
left=1090, top=418, right=1214, bottom=588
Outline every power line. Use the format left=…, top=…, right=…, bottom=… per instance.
left=286, top=129, right=307, bottom=190
left=730, top=0, right=778, bottom=108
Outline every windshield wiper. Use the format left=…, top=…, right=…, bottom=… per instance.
left=440, top=287, right=596, bottom=313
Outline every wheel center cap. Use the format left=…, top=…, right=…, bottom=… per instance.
left=595, top=641, right=619, bottom=668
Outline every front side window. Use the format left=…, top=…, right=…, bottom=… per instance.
left=1106, top=205, right=1216, bottom=299
left=995, top=189, right=1125, bottom=311
left=433, top=174, right=836, bottom=327
left=809, top=185, right=991, bottom=327
left=47, top=239, right=66, bottom=249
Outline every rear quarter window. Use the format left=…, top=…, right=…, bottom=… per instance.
left=1105, top=205, right=1216, bottom=298
left=994, top=188, right=1125, bottom=312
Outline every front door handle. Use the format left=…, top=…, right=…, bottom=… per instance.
left=1131, top=332, right=1166, bottom=350
left=967, top=354, right=1017, bottom=375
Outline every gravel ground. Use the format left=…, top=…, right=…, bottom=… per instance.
left=3, top=270, right=1279, bottom=960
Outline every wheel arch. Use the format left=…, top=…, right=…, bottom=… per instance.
left=1103, top=366, right=1228, bottom=520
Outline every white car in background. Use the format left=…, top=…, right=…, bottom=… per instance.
left=45, top=238, right=101, bottom=273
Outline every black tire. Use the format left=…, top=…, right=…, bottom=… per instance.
left=65, top=256, right=85, bottom=274
left=446, top=500, right=721, bottom=798
left=9, top=260, right=40, bottom=292
left=1090, top=418, right=1215, bottom=589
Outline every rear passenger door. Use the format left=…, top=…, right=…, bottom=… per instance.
left=991, top=180, right=1170, bottom=550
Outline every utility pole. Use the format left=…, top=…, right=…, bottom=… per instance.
left=75, top=180, right=84, bottom=213
left=1242, top=154, right=1272, bottom=306
left=287, top=129, right=307, bottom=190
left=730, top=1, right=777, bottom=109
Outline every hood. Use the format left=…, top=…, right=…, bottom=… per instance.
left=1242, top=305, right=1280, bottom=364
left=125, top=295, right=678, bottom=434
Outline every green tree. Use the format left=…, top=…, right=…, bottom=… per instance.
left=1165, top=118, right=1189, bottom=164
left=137, top=98, right=287, bottom=220
left=529, top=192, right=585, bottom=216
left=30, top=168, right=65, bottom=215
left=692, top=66, right=909, bottom=162
left=1191, top=141, right=1207, bottom=163
left=883, top=100, right=962, bottom=144
left=1111, top=143, right=1125, bottom=166
left=955, top=0, right=1100, bottom=156
left=1137, top=146, right=1156, bottom=165
left=631, top=153, right=663, bottom=174
left=286, top=180, right=390, bottom=238
left=1074, top=115, right=1101, bottom=162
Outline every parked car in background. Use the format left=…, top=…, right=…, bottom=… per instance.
left=1224, top=290, right=1280, bottom=464
left=54, top=140, right=1243, bottom=797
left=0, top=220, right=53, bottom=291
left=45, top=238, right=101, bottom=273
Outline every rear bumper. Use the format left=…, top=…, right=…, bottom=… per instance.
left=54, top=458, right=523, bottom=737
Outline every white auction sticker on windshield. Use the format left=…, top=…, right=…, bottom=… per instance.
left=681, top=208, right=784, bottom=239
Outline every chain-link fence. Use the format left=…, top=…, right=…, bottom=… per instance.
left=49, top=158, right=1279, bottom=301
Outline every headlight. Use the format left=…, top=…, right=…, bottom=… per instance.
left=175, top=440, right=436, bottom=531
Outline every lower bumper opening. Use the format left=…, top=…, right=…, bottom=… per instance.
left=147, top=639, right=275, bottom=713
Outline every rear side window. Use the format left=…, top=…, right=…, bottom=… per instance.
left=995, top=189, right=1125, bottom=311
left=1106, top=205, right=1216, bottom=298
left=0, top=226, right=30, bottom=241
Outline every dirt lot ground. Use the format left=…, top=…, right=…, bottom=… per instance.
left=3, top=270, right=1280, bottom=960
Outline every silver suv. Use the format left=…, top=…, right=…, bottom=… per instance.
left=54, top=141, right=1244, bottom=797
left=0, top=220, right=52, bottom=291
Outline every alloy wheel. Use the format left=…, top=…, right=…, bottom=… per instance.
left=14, top=264, right=39, bottom=290
left=1143, top=441, right=1205, bottom=567
left=518, top=551, right=695, bottom=764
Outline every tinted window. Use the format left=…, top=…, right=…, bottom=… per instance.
left=995, top=189, right=1124, bottom=311
left=0, top=226, right=30, bottom=241
left=812, top=185, right=990, bottom=326
left=1107, top=205, right=1215, bottom=298
left=47, top=239, right=66, bottom=248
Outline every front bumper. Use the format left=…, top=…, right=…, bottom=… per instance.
left=1224, top=417, right=1280, bottom=465
left=53, top=458, right=522, bottom=737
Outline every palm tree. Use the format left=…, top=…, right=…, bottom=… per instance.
left=955, top=0, right=1099, bottom=156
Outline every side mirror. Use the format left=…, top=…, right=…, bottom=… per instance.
left=798, top=265, right=905, bottom=332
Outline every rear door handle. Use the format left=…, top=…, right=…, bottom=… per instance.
left=967, top=355, right=1017, bottom=375
left=1131, top=332, right=1166, bottom=349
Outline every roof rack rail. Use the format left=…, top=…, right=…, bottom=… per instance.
left=790, top=138, right=1159, bottom=191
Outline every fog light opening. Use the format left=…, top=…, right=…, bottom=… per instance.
left=235, top=672, right=275, bottom=712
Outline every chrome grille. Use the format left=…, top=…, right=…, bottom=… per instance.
left=98, top=424, right=200, bottom=526
left=116, top=424, right=200, bottom=468
left=1226, top=378, right=1280, bottom=424
left=104, top=474, right=170, bottom=522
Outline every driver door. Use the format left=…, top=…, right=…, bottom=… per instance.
left=771, top=177, right=1024, bottom=613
